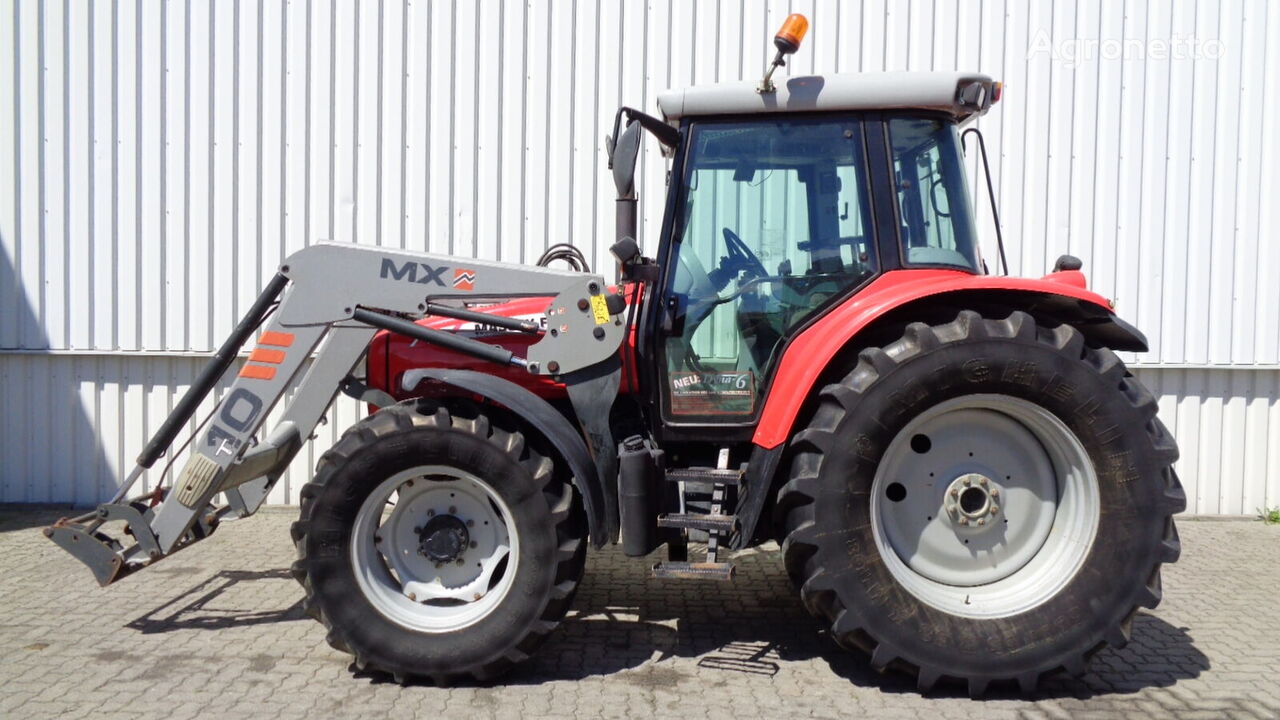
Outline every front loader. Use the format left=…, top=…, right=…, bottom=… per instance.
left=48, top=15, right=1184, bottom=696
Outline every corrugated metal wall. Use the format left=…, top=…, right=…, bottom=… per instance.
left=2, top=0, right=1277, bottom=512
left=3, top=358, right=1275, bottom=514
left=0, top=354, right=366, bottom=506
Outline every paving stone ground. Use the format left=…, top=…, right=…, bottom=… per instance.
left=1, top=508, right=1277, bottom=719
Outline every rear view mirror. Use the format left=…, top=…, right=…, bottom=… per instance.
left=610, top=120, right=643, bottom=199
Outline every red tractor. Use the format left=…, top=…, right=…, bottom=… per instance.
left=49, top=15, right=1182, bottom=696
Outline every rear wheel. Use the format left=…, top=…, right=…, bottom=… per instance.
left=291, top=399, right=585, bottom=684
left=778, top=311, right=1185, bottom=695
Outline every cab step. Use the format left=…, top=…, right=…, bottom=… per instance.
left=651, top=560, right=735, bottom=581
left=657, top=512, right=736, bottom=534
left=664, top=467, right=745, bottom=486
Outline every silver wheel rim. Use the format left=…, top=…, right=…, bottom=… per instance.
left=351, top=465, right=518, bottom=633
left=870, top=394, right=1099, bottom=619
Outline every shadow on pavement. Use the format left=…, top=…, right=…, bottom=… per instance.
left=126, top=568, right=306, bottom=634
left=0, top=506, right=78, bottom=533
left=501, top=552, right=1209, bottom=700
left=114, top=541, right=1207, bottom=700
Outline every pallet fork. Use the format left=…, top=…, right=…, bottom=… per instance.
left=46, top=242, right=628, bottom=586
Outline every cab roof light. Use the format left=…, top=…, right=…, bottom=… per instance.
left=774, top=14, right=810, bottom=55
left=758, top=14, right=810, bottom=94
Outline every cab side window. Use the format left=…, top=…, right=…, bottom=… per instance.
left=889, top=117, right=982, bottom=271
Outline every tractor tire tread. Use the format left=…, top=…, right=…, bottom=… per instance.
left=779, top=310, right=1184, bottom=695
left=290, top=397, right=586, bottom=685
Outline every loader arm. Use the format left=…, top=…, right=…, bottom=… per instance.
left=46, top=242, right=628, bottom=586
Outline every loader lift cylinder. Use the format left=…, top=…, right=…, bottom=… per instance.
left=351, top=308, right=530, bottom=369
left=135, top=272, right=290, bottom=471
left=420, top=301, right=542, bottom=334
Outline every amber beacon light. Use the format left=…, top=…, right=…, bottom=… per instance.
left=758, top=14, right=810, bottom=94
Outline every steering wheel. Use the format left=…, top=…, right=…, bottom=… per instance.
left=673, top=229, right=769, bottom=373
left=721, top=227, right=769, bottom=279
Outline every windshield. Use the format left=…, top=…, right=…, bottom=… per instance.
left=661, top=117, right=877, bottom=421
left=889, top=117, right=982, bottom=271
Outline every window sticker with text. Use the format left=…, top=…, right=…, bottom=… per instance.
left=669, top=371, right=755, bottom=416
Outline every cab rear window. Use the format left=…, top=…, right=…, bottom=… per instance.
left=889, top=117, right=982, bottom=272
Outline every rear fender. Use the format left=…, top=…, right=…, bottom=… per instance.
left=401, top=368, right=609, bottom=548
left=752, top=269, right=1147, bottom=450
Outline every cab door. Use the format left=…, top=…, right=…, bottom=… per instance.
left=651, top=115, right=882, bottom=431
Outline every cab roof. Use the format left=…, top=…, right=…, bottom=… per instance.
left=656, top=71, right=997, bottom=124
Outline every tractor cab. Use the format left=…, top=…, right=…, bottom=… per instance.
left=614, top=70, right=1002, bottom=435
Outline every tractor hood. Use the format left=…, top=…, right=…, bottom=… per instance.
left=367, top=288, right=643, bottom=406
left=368, top=296, right=560, bottom=404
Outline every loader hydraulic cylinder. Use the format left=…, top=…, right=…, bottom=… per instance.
left=421, top=301, right=542, bottom=334
left=136, top=272, right=290, bottom=469
left=351, top=307, right=529, bottom=369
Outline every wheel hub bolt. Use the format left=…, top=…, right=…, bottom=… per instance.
left=448, top=506, right=457, bottom=514
left=943, top=473, right=1004, bottom=529
left=466, top=519, right=475, bottom=527
left=427, top=509, right=436, bottom=517
left=456, top=558, right=465, bottom=566
left=470, top=541, right=478, bottom=549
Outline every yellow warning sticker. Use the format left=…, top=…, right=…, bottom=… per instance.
left=590, top=294, right=611, bottom=325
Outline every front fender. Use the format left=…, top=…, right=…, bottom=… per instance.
left=402, top=368, right=609, bottom=548
left=752, top=269, right=1146, bottom=449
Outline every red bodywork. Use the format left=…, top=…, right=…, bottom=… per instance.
left=366, top=268, right=1111, bottom=448
left=751, top=268, right=1105, bottom=448
left=367, top=286, right=643, bottom=405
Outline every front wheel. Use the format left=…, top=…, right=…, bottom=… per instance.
left=778, top=311, right=1185, bottom=695
left=290, top=399, right=586, bottom=684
